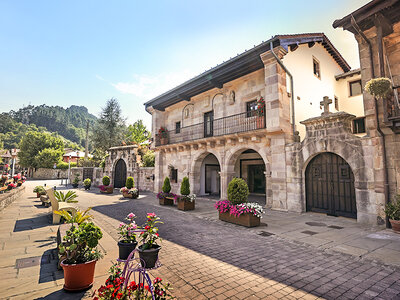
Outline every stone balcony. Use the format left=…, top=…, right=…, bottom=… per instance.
left=154, top=110, right=266, bottom=147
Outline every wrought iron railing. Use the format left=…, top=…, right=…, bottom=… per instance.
left=386, top=86, right=400, bottom=120
left=155, top=110, right=266, bottom=146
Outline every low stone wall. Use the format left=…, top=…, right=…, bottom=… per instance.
left=32, top=168, right=68, bottom=179
left=0, top=186, right=25, bottom=211
left=135, top=167, right=155, bottom=192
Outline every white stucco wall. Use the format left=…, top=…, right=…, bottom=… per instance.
left=335, top=73, right=364, bottom=117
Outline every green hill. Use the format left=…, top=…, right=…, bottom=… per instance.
left=1, top=105, right=97, bottom=149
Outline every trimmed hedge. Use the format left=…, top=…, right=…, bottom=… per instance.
left=227, top=178, right=249, bottom=205
left=180, top=177, right=190, bottom=196
left=126, top=177, right=134, bottom=189
left=162, top=177, right=171, bottom=193
left=102, top=176, right=110, bottom=186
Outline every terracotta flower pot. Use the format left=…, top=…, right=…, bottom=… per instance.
left=60, top=259, right=97, bottom=291
left=100, top=187, right=113, bottom=194
left=389, top=219, right=400, bottom=233
left=123, top=192, right=133, bottom=198
left=256, top=116, right=265, bottom=129
left=36, top=193, right=40, bottom=198
left=138, top=245, right=161, bottom=269
left=118, top=241, right=138, bottom=260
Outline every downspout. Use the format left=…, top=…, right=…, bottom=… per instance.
left=351, top=15, right=390, bottom=227
left=269, top=42, right=296, bottom=137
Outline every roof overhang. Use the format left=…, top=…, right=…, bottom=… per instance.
left=333, top=0, right=400, bottom=34
left=144, top=33, right=350, bottom=112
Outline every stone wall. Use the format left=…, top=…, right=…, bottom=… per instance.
left=0, top=186, right=25, bottom=212
left=32, top=168, right=68, bottom=179
left=135, top=167, right=155, bottom=192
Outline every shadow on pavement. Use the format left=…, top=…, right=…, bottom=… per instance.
left=14, top=215, right=51, bottom=232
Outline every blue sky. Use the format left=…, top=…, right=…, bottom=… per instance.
left=0, top=0, right=369, bottom=129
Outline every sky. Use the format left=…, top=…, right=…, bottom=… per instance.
left=0, top=0, right=370, bottom=129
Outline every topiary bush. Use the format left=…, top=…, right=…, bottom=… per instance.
left=126, top=177, right=134, bottom=189
left=227, top=178, right=249, bottom=205
left=162, top=177, right=171, bottom=193
left=103, top=176, right=110, bottom=186
left=180, top=176, right=190, bottom=196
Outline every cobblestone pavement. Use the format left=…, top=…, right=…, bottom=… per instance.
left=1, top=181, right=400, bottom=299
left=84, top=191, right=400, bottom=300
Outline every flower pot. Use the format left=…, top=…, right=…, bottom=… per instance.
left=257, top=116, right=265, bottom=129
left=389, top=219, right=400, bottom=233
left=72, top=183, right=79, bottom=188
left=36, top=193, right=40, bottom=198
left=118, top=241, right=138, bottom=260
left=60, top=259, right=97, bottom=291
left=100, top=187, right=113, bottom=194
left=123, top=192, right=133, bottom=199
left=160, top=137, right=168, bottom=145
left=219, top=212, right=260, bottom=227
left=178, top=199, right=195, bottom=211
left=138, top=245, right=161, bottom=269
left=84, top=185, right=91, bottom=190
left=159, top=197, right=174, bottom=206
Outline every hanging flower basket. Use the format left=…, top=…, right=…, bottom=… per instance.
left=364, top=77, right=392, bottom=99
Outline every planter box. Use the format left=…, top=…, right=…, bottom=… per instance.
left=100, top=187, right=113, bottom=194
left=219, top=212, right=260, bottom=227
left=159, top=197, right=174, bottom=206
left=389, top=219, right=400, bottom=233
left=177, top=200, right=195, bottom=211
left=122, top=192, right=133, bottom=198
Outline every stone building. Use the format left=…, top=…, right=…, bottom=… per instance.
left=103, top=145, right=154, bottom=191
left=144, top=31, right=388, bottom=224
left=333, top=0, right=400, bottom=225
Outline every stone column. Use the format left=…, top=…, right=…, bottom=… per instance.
left=219, top=171, right=236, bottom=200
left=154, top=150, right=164, bottom=193
left=264, top=171, right=272, bottom=208
left=260, top=46, right=291, bottom=134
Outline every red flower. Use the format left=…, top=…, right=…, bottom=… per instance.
left=144, top=225, right=150, bottom=230
left=155, top=233, right=159, bottom=237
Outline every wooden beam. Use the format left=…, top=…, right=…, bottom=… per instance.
left=308, top=42, right=315, bottom=48
left=375, top=12, right=393, bottom=37
left=289, top=44, right=298, bottom=52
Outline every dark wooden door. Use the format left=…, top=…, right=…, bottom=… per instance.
left=248, top=165, right=266, bottom=194
left=114, top=159, right=127, bottom=188
left=306, top=153, right=357, bottom=219
left=204, top=111, right=214, bottom=137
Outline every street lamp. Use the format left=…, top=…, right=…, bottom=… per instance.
left=68, top=154, right=72, bottom=186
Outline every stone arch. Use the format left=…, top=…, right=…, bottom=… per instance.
left=190, top=150, right=223, bottom=196
left=224, top=145, right=270, bottom=174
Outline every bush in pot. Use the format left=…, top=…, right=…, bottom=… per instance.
left=177, top=176, right=196, bottom=211
left=99, top=176, right=113, bottom=194
left=33, top=186, right=46, bottom=198
left=58, top=220, right=103, bottom=291
left=120, top=177, right=139, bottom=199
left=138, top=213, right=163, bottom=268
left=385, top=195, right=400, bottom=232
left=157, top=177, right=174, bottom=205
left=72, top=174, right=80, bottom=188
left=227, top=177, right=249, bottom=204
left=83, top=178, right=91, bottom=190
left=54, top=190, right=78, bottom=203
left=117, top=213, right=138, bottom=260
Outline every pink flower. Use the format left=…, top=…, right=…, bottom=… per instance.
left=147, top=213, right=156, bottom=218
left=127, top=213, right=135, bottom=219
left=119, top=222, right=125, bottom=228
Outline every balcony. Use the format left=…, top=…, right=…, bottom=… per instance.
left=155, top=110, right=266, bottom=147
left=385, top=86, right=400, bottom=133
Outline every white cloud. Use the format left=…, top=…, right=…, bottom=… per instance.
left=95, top=74, right=105, bottom=81
left=111, top=70, right=196, bottom=100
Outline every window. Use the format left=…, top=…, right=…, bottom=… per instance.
left=171, top=168, right=178, bottom=183
left=175, top=121, right=181, bottom=134
left=349, top=80, right=362, bottom=96
left=246, top=100, right=258, bottom=117
left=353, top=117, right=366, bottom=134
left=334, top=96, right=339, bottom=111
left=313, top=58, right=321, bottom=79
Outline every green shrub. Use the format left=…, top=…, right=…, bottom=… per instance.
left=385, top=195, right=400, bottom=221
left=73, top=173, right=80, bottom=184
left=162, top=177, right=171, bottom=193
left=83, top=178, right=91, bottom=187
left=126, top=177, right=134, bottom=189
left=180, top=176, right=190, bottom=196
left=227, top=178, right=249, bottom=205
left=57, top=161, right=77, bottom=169
left=142, top=150, right=155, bottom=167
left=103, top=176, right=110, bottom=186
left=364, top=77, right=392, bottom=99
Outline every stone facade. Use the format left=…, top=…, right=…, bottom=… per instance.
left=103, top=145, right=155, bottom=192
left=32, top=168, right=69, bottom=180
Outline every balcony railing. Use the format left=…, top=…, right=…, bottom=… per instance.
left=155, top=110, right=266, bottom=146
left=385, top=86, right=400, bottom=133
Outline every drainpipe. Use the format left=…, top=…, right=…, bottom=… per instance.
left=351, top=15, right=390, bottom=227
left=269, top=42, right=296, bottom=137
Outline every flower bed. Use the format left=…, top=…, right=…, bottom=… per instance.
left=176, top=194, right=196, bottom=211
left=120, top=187, right=139, bottom=199
left=215, top=200, right=264, bottom=227
left=99, top=185, right=113, bottom=194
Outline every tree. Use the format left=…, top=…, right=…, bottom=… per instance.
left=126, top=120, right=151, bottom=144
left=142, top=150, right=155, bottom=167
left=91, top=98, right=126, bottom=152
left=35, top=148, right=63, bottom=168
left=18, top=131, right=64, bottom=168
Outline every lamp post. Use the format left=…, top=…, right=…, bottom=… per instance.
left=68, top=154, right=72, bottom=186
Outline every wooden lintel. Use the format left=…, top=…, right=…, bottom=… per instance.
left=308, top=42, right=315, bottom=48
left=289, top=44, right=298, bottom=52
left=374, top=13, right=393, bottom=37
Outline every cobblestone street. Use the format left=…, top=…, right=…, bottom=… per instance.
left=1, top=181, right=400, bottom=299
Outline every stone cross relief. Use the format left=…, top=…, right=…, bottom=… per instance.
left=320, top=96, right=332, bottom=115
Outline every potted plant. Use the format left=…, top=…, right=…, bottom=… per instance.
left=158, top=127, right=168, bottom=145
left=83, top=178, right=91, bottom=190
left=117, top=212, right=138, bottom=260
left=177, top=176, right=195, bottom=211
left=138, top=213, right=162, bottom=269
left=7, top=183, right=16, bottom=190
left=215, top=178, right=264, bottom=227
left=99, top=176, right=113, bottom=194
left=365, top=77, right=392, bottom=99
left=58, top=221, right=103, bottom=291
left=72, top=174, right=80, bottom=188
left=120, top=177, right=139, bottom=199
left=33, top=186, right=46, bottom=198
left=256, top=97, right=265, bottom=129
left=54, top=190, right=78, bottom=203
left=157, top=177, right=175, bottom=205
left=385, top=195, right=400, bottom=233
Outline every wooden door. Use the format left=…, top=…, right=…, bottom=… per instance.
left=306, top=153, right=357, bottom=219
left=114, top=159, right=127, bottom=188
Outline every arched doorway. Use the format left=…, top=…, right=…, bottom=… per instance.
left=305, top=152, right=357, bottom=219
left=201, top=153, right=221, bottom=196
left=114, top=159, right=127, bottom=188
